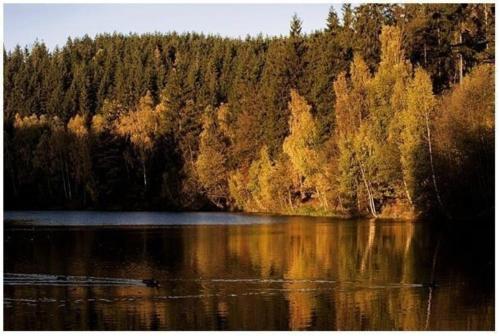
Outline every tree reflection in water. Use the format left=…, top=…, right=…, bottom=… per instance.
left=4, top=216, right=494, bottom=330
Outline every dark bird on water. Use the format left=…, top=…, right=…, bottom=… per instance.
left=142, top=279, right=160, bottom=288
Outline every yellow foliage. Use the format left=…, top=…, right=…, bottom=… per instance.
left=335, top=55, right=371, bottom=139
left=67, top=114, right=88, bottom=138
left=283, top=90, right=320, bottom=181
left=231, top=147, right=294, bottom=212
left=333, top=72, right=353, bottom=137
left=369, top=26, right=411, bottom=133
left=13, top=113, right=49, bottom=129
left=216, top=103, right=232, bottom=138
left=350, top=54, right=372, bottom=123
left=379, top=25, right=405, bottom=68
left=228, top=169, right=250, bottom=210
left=114, top=91, right=165, bottom=156
left=91, top=114, right=106, bottom=134
left=435, top=64, right=494, bottom=165
left=92, top=99, right=125, bottom=134
left=195, top=105, right=229, bottom=208
left=439, top=64, right=494, bottom=136
left=399, top=68, right=436, bottom=202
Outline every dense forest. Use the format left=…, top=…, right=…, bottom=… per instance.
left=3, top=4, right=495, bottom=219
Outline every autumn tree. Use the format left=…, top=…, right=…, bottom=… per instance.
left=399, top=68, right=437, bottom=210
left=228, top=169, right=251, bottom=210
left=333, top=72, right=357, bottom=212
left=359, top=25, right=411, bottom=215
left=195, top=105, right=230, bottom=208
left=67, top=114, right=93, bottom=203
left=115, top=91, right=166, bottom=191
left=247, top=146, right=275, bottom=210
left=283, top=90, right=321, bottom=201
left=434, top=64, right=494, bottom=218
left=333, top=55, right=373, bottom=215
left=90, top=99, right=129, bottom=208
left=3, top=6, right=494, bottom=216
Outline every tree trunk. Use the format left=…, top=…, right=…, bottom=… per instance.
left=358, top=160, right=377, bottom=218
left=288, top=188, right=294, bottom=210
left=315, top=186, right=327, bottom=209
left=142, top=157, right=147, bottom=191
left=299, top=176, right=305, bottom=201
left=337, top=195, right=345, bottom=211
left=61, top=165, right=68, bottom=201
left=402, top=176, right=413, bottom=206
left=484, top=5, right=489, bottom=50
left=459, top=41, right=463, bottom=84
left=424, top=43, right=427, bottom=66
left=424, top=112, right=448, bottom=218
left=64, top=160, right=72, bottom=201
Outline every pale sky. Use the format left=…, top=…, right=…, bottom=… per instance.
left=4, top=4, right=344, bottom=51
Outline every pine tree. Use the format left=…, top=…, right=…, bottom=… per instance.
left=326, top=7, right=341, bottom=34
left=3, top=5, right=494, bottom=214
left=290, top=14, right=303, bottom=37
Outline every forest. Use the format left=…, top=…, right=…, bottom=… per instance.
left=3, top=4, right=495, bottom=220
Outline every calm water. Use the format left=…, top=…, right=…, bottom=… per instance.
left=4, top=211, right=494, bottom=330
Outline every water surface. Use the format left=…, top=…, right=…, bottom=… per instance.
left=4, top=211, right=494, bottom=330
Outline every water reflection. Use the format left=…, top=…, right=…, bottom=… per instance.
left=4, top=215, right=494, bottom=330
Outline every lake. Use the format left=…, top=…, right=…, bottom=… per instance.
left=4, top=211, right=494, bottom=330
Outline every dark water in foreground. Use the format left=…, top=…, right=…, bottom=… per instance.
left=4, top=211, right=494, bottom=331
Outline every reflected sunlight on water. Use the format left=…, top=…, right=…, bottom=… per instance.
left=4, top=212, right=494, bottom=330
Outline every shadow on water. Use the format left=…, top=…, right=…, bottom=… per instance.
left=3, top=212, right=494, bottom=331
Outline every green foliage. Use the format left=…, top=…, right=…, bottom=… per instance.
left=399, top=68, right=436, bottom=207
left=336, top=136, right=358, bottom=211
left=434, top=64, right=494, bottom=218
left=194, top=106, right=230, bottom=208
left=3, top=5, right=494, bottom=219
left=283, top=90, right=321, bottom=182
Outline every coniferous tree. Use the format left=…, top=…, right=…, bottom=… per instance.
left=326, top=7, right=341, bottom=34
left=3, top=5, right=494, bottom=218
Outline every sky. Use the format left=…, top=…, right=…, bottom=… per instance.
left=4, top=4, right=344, bottom=51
